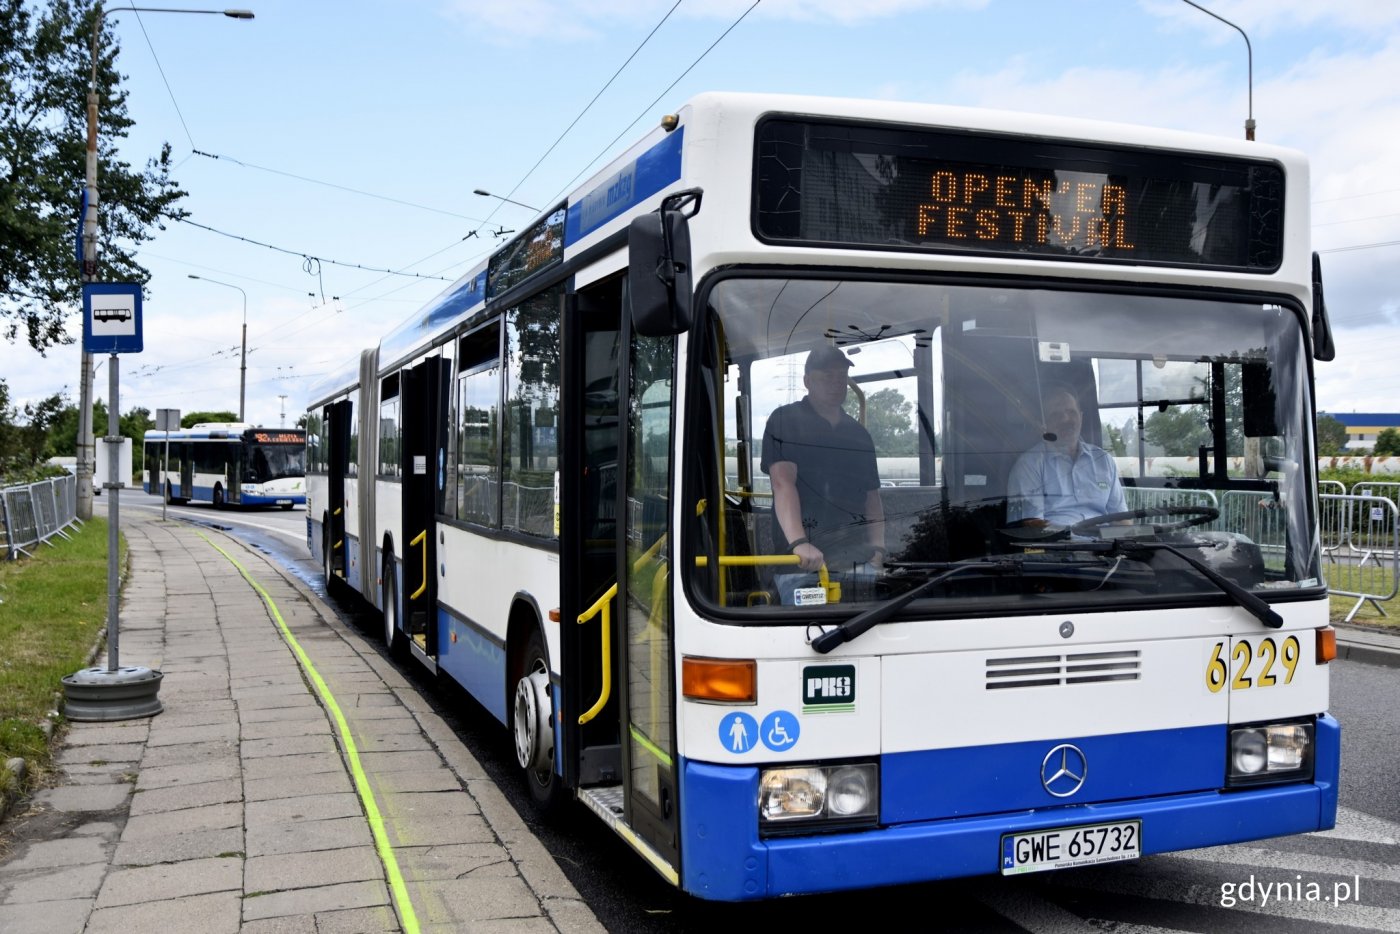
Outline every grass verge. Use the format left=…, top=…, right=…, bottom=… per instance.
left=0, top=518, right=123, bottom=791
left=1325, top=562, right=1399, bottom=627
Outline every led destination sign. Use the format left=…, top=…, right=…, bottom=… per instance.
left=755, top=118, right=1284, bottom=271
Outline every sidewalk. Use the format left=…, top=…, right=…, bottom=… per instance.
left=0, top=509, right=604, bottom=934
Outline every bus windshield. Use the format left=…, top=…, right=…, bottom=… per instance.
left=692, top=277, right=1319, bottom=618
left=246, top=442, right=306, bottom=484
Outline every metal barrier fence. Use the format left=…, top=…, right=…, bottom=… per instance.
left=1320, top=493, right=1399, bottom=622
left=1, top=474, right=80, bottom=560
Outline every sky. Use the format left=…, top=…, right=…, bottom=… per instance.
left=3, top=0, right=1399, bottom=428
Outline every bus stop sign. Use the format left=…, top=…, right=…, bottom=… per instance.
left=82, top=282, right=143, bottom=354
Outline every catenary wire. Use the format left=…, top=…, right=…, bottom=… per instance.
left=130, top=9, right=197, bottom=151
left=481, top=0, right=685, bottom=222
left=545, top=0, right=762, bottom=207
left=190, top=151, right=489, bottom=222
left=174, top=217, right=452, bottom=281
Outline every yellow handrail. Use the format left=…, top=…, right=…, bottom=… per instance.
left=409, top=530, right=427, bottom=600
left=577, top=583, right=617, bottom=725
left=695, top=554, right=836, bottom=602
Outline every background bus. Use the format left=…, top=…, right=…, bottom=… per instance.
left=306, top=92, right=1337, bottom=901
left=144, top=423, right=306, bottom=509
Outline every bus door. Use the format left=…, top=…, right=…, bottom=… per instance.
left=326, top=401, right=352, bottom=579
left=400, top=356, right=445, bottom=657
left=560, top=281, right=625, bottom=793
left=179, top=444, right=194, bottom=500
left=618, top=313, right=680, bottom=865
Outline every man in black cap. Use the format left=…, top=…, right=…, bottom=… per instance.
left=761, top=345, right=885, bottom=603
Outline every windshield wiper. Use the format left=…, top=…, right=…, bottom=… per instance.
left=810, top=558, right=1017, bottom=654
left=1114, top=539, right=1282, bottom=628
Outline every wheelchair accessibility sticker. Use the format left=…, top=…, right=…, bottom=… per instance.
left=718, top=710, right=801, bottom=754
left=761, top=711, right=801, bottom=752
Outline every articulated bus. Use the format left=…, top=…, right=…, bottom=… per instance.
left=306, top=93, right=1339, bottom=900
left=144, top=423, right=307, bottom=509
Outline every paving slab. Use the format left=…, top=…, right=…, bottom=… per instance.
left=242, top=880, right=391, bottom=922
left=0, top=897, right=95, bottom=934
left=84, top=890, right=242, bottom=934
left=0, top=861, right=108, bottom=904
left=95, top=855, right=242, bottom=907
left=244, top=846, right=383, bottom=894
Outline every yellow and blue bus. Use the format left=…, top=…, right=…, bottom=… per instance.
left=306, top=92, right=1338, bottom=900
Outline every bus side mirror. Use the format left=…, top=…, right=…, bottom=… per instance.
left=628, top=188, right=702, bottom=336
left=1312, top=252, right=1336, bottom=362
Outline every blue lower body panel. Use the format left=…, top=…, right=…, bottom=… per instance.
left=679, top=714, right=1340, bottom=901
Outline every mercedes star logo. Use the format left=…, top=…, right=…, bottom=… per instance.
left=1041, top=743, right=1088, bottom=798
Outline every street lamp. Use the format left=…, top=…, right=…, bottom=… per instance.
left=473, top=188, right=539, bottom=213
left=188, top=274, right=248, bottom=421
left=76, top=3, right=254, bottom=520
left=1180, top=0, right=1254, bottom=140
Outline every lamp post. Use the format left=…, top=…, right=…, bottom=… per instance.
left=473, top=188, right=539, bottom=213
left=76, top=3, right=254, bottom=520
left=188, top=274, right=248, bottom=421
left=1180, top=0, right=1254, bottom=140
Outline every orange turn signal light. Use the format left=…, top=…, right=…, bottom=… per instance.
left=682, top=656, right=757, bottom=703
left=1316, top=626, right=1336, bottom=664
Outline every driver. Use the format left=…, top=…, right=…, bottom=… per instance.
left=1007, top=385, right=1126, bottom=528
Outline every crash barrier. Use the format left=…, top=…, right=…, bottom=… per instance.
left=1320, top=493, right=1400, bottom=622
left=1, top=474, right=80, bottom=560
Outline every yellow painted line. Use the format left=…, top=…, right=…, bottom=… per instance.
left=197, top=532, right=420, bottom=934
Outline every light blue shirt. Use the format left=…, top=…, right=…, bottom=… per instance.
left=1007, top=440, right=1127, bottom=526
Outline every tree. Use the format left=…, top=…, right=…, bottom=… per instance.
left=1375, top=427, right=1400, bottom=457
left=181, top=411, right=237, bottom=428
left=1315, top=414, right=1349, bottom=455
left=1, top=0, right=188, bottom=351
left=857, top=387, right=918, bottom=455
left=0, top=378, right=66, bottom=474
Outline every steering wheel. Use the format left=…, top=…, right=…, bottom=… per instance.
left=1068, top=505, right=1220, bottom=539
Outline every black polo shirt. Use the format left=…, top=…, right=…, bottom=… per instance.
left=760, top=397, right=880, bottom=567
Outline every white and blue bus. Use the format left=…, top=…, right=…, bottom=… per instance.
left=144, top=423, right=306, bottom=509
left=306, top=92, right=1339, bottom=901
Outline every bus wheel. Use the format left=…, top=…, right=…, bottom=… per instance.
left=381, top=556, right=405, bottom=657
left=512, top=629, right=566, bottom=814
left=212, top=484, right=225, bottom=509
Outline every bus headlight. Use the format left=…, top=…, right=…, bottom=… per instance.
left=759, top=762, right=877, bottom=834
left=1227, top=720, right=1314, bottom=785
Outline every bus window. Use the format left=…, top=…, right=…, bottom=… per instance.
left=456, top=322, right=501, bottom=526
left=503, top=287, right=561, bottom=539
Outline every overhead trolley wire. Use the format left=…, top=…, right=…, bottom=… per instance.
left=190, top=150, right=490, bottom=223
left=174, top=217, right=452, bottom=281
left=546, top=0, right=763, bottom=206
left=477, top=0, right=686, bottom=227
left=130, top=9, right=198, bottom=151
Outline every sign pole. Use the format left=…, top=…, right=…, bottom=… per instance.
left=106, top=352, right=120, bottom=671
left=63, top=281, right=161, bottom=721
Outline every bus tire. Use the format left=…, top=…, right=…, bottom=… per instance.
left=212, top=484, right=225, bottom=509
left=381, top=554, right=405, bottom=658
left=512, top=628, right=567, bottom=815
